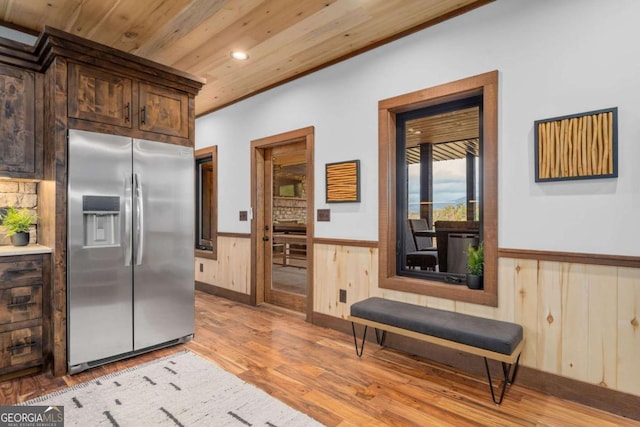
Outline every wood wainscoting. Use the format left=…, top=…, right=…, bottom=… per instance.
left=310, top=240, right=640, bottom=419
left=195, top=235, right=251, bottom=297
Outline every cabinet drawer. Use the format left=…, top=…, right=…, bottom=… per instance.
left=0, top=285, right=42, bottom=325
left=0, top=258, right=43, bottom=287
left=0, top=326, right=42, bottom=372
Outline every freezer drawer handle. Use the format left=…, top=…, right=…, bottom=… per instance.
left=7, top=340, right=38, bottom=353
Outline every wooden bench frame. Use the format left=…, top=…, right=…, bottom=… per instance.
left=348, top=315, right=523, bottom=405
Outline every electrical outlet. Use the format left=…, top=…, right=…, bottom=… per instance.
left=239, top=210, right=248, bottom=221
left=317, top=209, right=330, bottom=221
left=339, top=289, right=347, bottom=303
left=199, top=263, right=203, bottom=273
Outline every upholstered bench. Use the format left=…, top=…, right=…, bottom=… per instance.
left=348, top=297, right=524, bottom=404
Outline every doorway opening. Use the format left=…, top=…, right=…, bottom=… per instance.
left=251, top=127, right=314, bottom=319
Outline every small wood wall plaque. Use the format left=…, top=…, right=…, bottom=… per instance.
left=326, top=160, right=360, bottom=203
left=534, top=107, right=618, bottom=182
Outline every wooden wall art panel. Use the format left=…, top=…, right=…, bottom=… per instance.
left=535, top=107, right=617, bottom=182
left=325, top=160, right=360, bottom=203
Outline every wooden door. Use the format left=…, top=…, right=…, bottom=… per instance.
left=0, top=64, right=37, bottom=177
left=263, top=142, right=308, bottom=313
left=138, top=82, right=188, bottom=138
left=68, top=62, right=133, bottom=128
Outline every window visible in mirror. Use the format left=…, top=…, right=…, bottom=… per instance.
left=195, top=146, right=217, bottom=259
left=397, top=97, right=482, bottom=283
left=276, top=178, right=302, bottom=197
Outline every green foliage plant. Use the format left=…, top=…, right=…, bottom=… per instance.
left=467, top=242, right=484, bottom=276
left=1, top=206, right=37, bottom=237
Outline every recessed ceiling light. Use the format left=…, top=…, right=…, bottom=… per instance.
left=231, top=51, right=249, bottom=60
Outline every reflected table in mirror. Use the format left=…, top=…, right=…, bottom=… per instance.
left=272, top=234, right=307, bottom=267
left=413, top=229, right=437, bottom=238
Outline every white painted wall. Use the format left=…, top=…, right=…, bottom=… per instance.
left=196, top=0, right=640, bottom=256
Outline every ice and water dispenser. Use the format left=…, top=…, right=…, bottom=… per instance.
left=82, top=195, right=121, bottom=247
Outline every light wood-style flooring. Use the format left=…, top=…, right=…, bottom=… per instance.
left=1, top=291, right=638, bottom=426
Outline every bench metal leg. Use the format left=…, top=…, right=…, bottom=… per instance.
left=483, top=354, right=521, bottom=405
left=351, top=322, right=368, bottom=357
left=374, top=328, right=387, bottom=346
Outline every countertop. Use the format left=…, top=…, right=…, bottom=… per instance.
left=0, top=244, right=52, bottom=256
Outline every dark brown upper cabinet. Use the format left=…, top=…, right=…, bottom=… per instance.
left=68, top=62, right=190, bottom=141
left=68, top=62, right=133, bottom=129
left=138, top=82, right=189, bottom=139
left=0, top=64, right=42, bottom=180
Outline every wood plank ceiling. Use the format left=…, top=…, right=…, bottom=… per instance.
left=0, top=0, right=491, bottom=116
left=406, top=107, right=480, bottom=163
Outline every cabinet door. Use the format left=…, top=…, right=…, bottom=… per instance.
left=139, top=82, right=188, bottom=138
left=68, top=62, right=133, bottom=128
left=0, top=64, right=36, bottom=176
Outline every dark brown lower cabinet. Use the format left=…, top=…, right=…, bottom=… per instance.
left=0, top=254, right=47, bottom=380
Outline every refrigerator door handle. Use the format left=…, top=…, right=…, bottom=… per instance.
left=124, top=175, right=133, bottom=266
left=134, top=173, right=144, bottom=266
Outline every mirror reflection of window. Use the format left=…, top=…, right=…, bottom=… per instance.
left=197, top=157, right=213, bottom=250
left=194, top=146, right=218, bottom=259
left=398, top=99, right=482, bottom=282
left=275, top=176, right=303, bottom=198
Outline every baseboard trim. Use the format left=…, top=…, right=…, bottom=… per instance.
left=312, top=312, right=640, bottom=421
left=195, top=281, right=251, bottom=305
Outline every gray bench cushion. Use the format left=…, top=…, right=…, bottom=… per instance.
left=350, top=297, right=523, bottom=355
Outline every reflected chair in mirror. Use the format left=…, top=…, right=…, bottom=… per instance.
left=404, top=220, right=438, bottom=271
left=409, top=218, right=435, bottom=250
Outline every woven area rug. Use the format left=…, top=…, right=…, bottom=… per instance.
left=22, top=351, right=322, bottom=426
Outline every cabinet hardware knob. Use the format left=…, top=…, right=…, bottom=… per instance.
left=125, top=102, right=130, bottom=122
left=141, top=106, right=147, bottom=124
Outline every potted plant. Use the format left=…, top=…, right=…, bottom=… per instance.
left=1, top=206, right=37, bottom=246
left=466, top=242, right=483, bottom=290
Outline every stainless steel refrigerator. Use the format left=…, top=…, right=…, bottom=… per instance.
left=67, top=129, right=194, bottom=374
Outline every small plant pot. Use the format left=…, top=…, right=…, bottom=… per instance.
left=10, top=232, right=30, bottom=247
left=466, top=274, right=483, bottom=290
